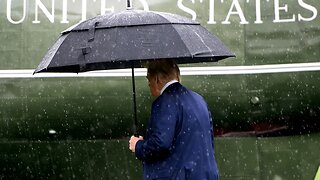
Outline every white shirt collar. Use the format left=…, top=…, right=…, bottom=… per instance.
left=160, top=80, right=179, bottom=95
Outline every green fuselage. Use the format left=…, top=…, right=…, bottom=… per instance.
left=0, top=0, right=319, bottom=179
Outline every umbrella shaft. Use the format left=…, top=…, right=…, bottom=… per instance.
left=131, top=65, right=138, bottom=135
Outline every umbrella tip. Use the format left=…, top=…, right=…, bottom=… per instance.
left=126, top=0, right=133, bottom=10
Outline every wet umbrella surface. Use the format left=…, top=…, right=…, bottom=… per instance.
left=34, top=9, right=235, bottom=134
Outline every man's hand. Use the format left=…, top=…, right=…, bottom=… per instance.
left=129, top=135, right=143, bottom=152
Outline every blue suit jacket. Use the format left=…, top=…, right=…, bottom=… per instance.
left=135, top=82, right=219, bottom=180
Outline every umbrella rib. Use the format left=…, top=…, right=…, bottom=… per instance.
left=170, top=24, right=196, bottom=58
left=34, top=35, right=69, bottom=74
left=190, top=27, right=214, bottom=57
left=70, top=22, right=199, bottom=32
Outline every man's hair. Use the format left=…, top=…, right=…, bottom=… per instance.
left=146, top=59, right=180, bottom=82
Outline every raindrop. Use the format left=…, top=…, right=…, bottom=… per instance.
left=48, top=129, right=56, bottom=135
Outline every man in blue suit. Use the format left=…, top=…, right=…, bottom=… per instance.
left=129, top=59, right=219, bottom=180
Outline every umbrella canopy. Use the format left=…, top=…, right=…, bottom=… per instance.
left=34, top=10, right=234, bottom=73
left=34, top=9, right=235, bottom=135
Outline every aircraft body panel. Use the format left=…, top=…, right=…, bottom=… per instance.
left=0, top=0, right=319, bottom=179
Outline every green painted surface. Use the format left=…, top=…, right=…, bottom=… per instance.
left=1, top=72, right=319, bottom=140
left=1, top=0, right=319, bottom=69
left=0, top=134, right=319, bottom=179
left=0, top=0, right=319, bottom=179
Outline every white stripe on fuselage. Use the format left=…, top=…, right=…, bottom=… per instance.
left=1, top=62, right=320, bottom=78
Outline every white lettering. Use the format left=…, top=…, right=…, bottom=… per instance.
left=101, top=0, right=115, bottom=15
left=273, top=0, right=295, bottom=23
left=254, top=0, right=263, bottom=24
left=207, top=0, right=216, bottom=24
left=177, top=0, right=197, bottom=20
left=298, top=0, right=317, bottom=22
left=32, top=0, right=55, bottom=23
left=3, top=0, right=319, bottom=25
left=6, top=0, right=27, bottom=24
left=70, top=0, right=89, bottom=22
left=81, top=0, right=87, bottom=21
left=222, top=0, right=249, bottom=24
left=60, top=0, right=69, bottom=23
left=138, top=0, right=150, bottom=11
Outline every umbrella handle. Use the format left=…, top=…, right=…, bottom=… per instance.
left=127, top=0, right=133, bottom=10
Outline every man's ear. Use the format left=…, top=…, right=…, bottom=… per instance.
left=155, top=74, right=161, bottom=84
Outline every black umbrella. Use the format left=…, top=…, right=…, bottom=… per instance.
left=34, top=8, right=235, bottom=135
